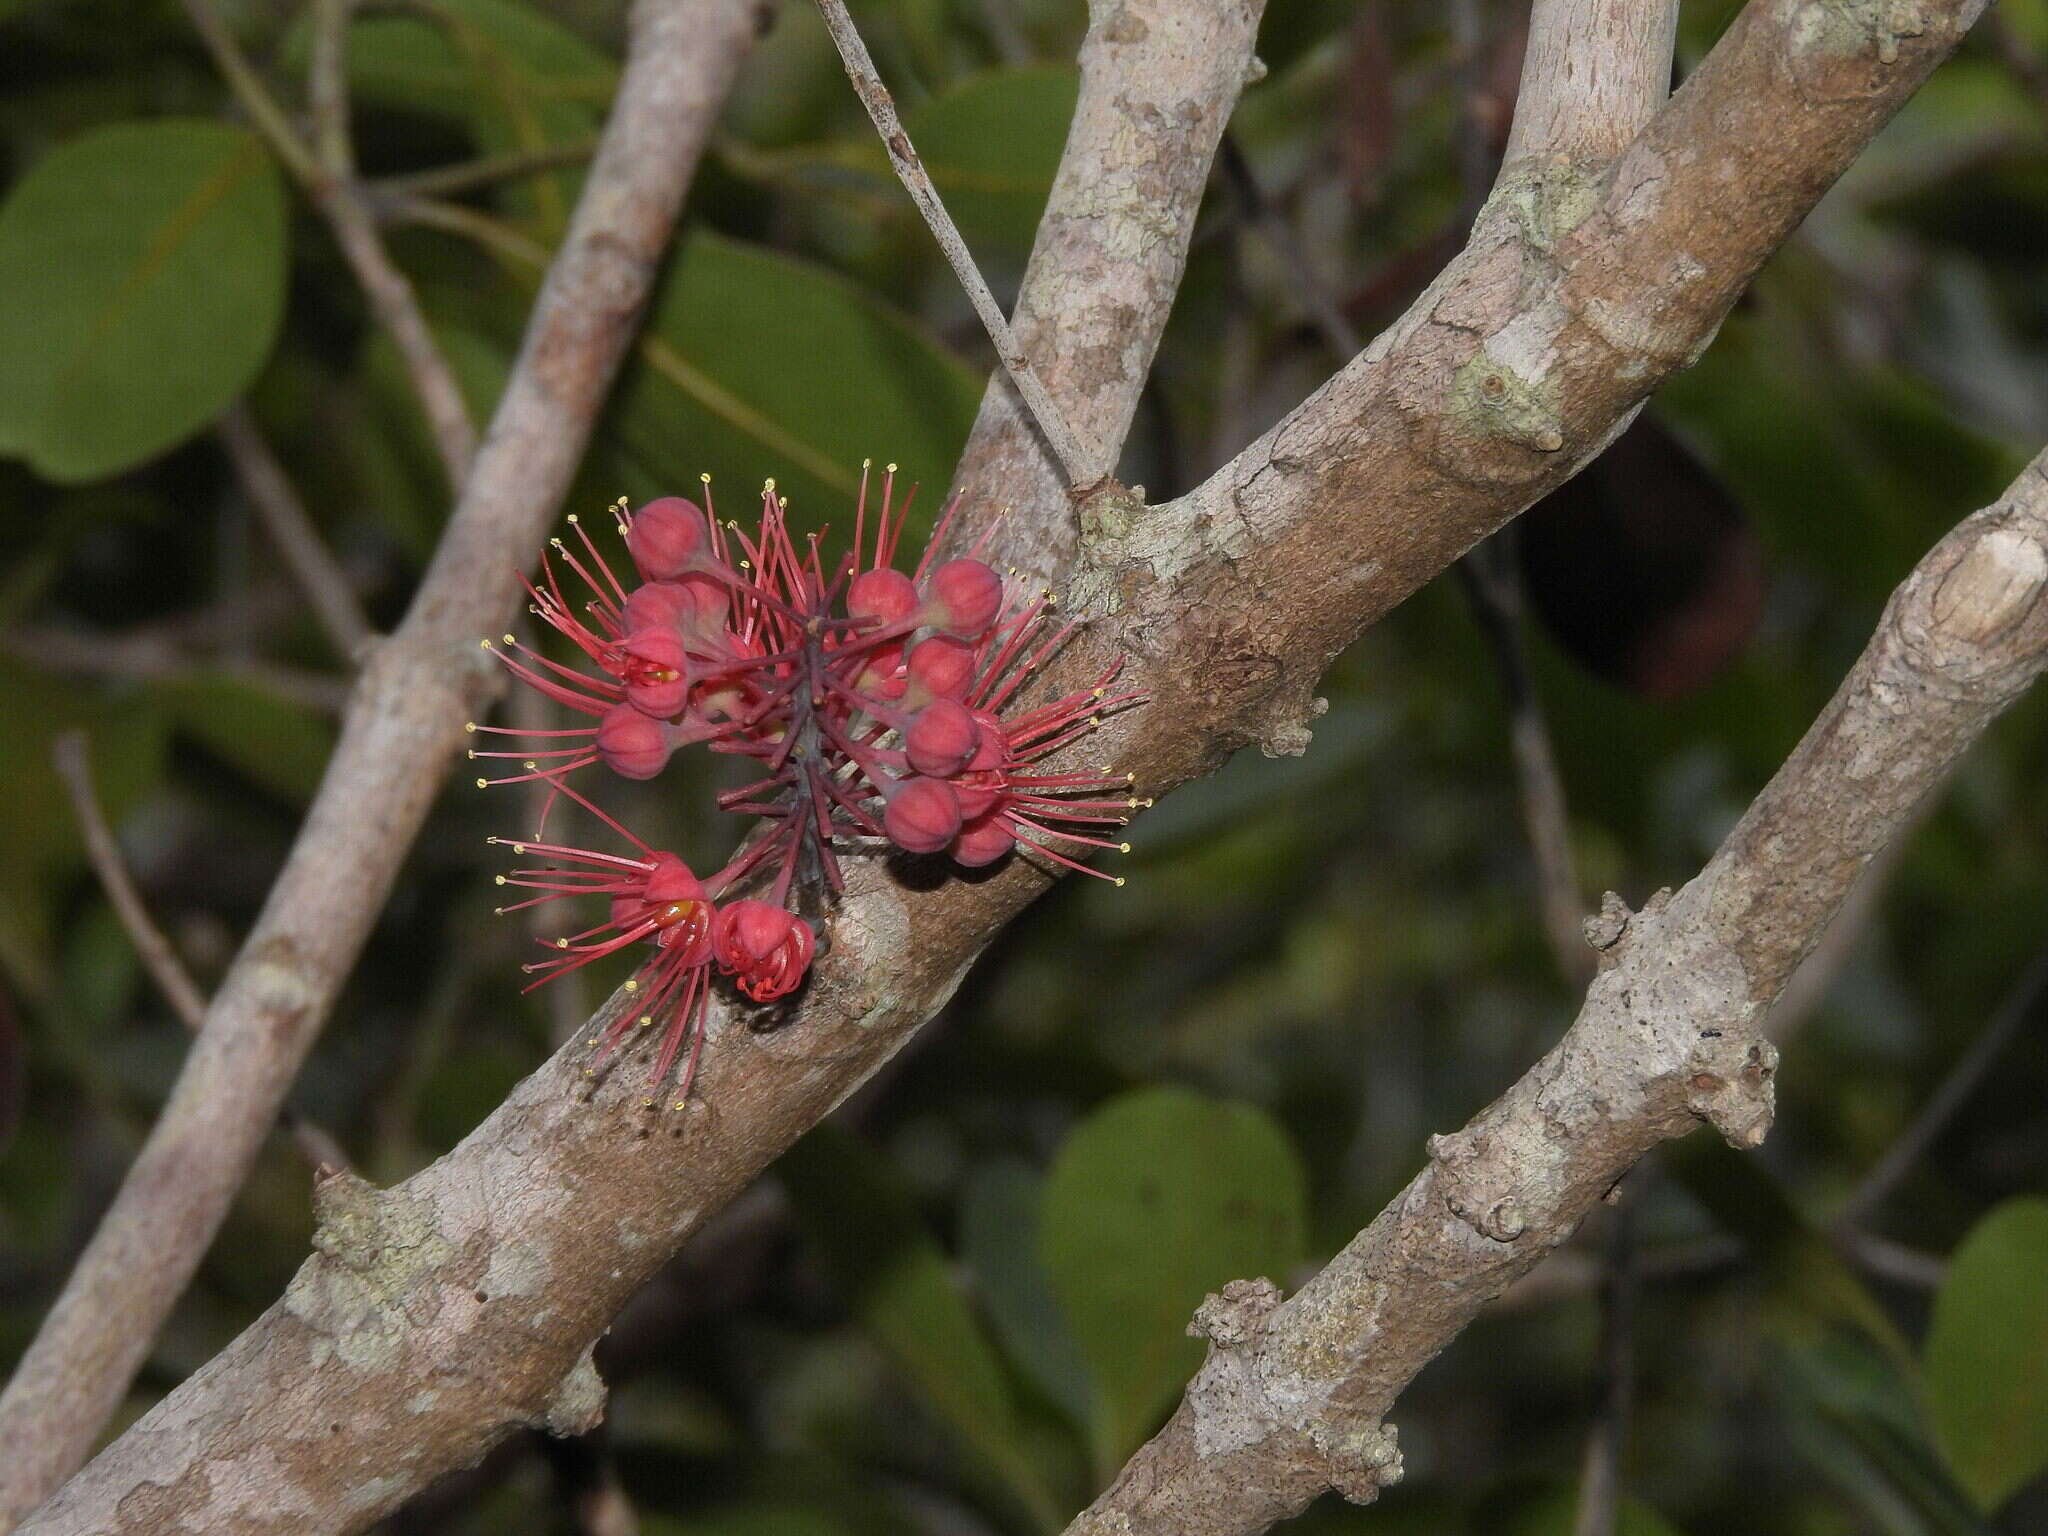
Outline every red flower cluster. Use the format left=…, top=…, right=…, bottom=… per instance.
left=476, top=466, right=1142, bottom=1105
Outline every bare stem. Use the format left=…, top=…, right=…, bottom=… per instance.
left=50, top=732, right=349, bottom=1174
left=0, top=2, right=761, bottom=1519
left=217, top=405, right=376, bottom=661
left=812, top=0, right=1099, bottom=487
left=180, top=0, right=480, bottom=487
left=368, top=139, right=602, bottom=201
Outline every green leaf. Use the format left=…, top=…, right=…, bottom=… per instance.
left=894, top=66, right=1077, bottom=250
left=1924, top=1198, right=2048, bottom=1512
left=607, top=231, right=981, bottom=516
left=1038, top=1086, right=1307, bottom=1474
left=960, top=1158, right=1096, bottom=1433
left=0, top=119, right=287, bottom=481
left=779, top=1128, right=1060, bottom=1532
left=1479, top=1481, right=1692, bottom=1536
left=307, top=0, right=613, bottom=234
left=153, top=674, right=335, bottom=802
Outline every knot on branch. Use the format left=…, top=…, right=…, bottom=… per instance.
left=1425, top=1130, right=1529, bottom=1242
left=1313, top=1415, right=1403, bottom=1505
left=541, top=1344, right=609, bottom=1438
left=1582, top=890, right=1634, bottom=960
left=1894, top=511, right=2048, bottom=694
left=1188, top=1276, right=1283, bottom=1348
left=1256, top=687, right=1327, bottom=759
left=1685, top=1035, right=1780, bottom=1150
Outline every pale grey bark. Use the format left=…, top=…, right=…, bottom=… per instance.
left=0, top=2, right=765, bottom=1523
left=1062, top=450, right=2048, bottom=1534
left=11, top=3, right=2001, bottom=1532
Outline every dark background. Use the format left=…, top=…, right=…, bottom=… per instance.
left=1, top=2, right=2045, bottom=1532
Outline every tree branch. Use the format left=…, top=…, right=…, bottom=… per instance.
left=51, top=733, right=351, bottom=1175
left=1061, top=442, right=2048, bottom=1535
left=216, top=405, right=376, bottom=662
left=947, top=0, right=1268, bottom=579
left=181, top=0, right=479, bottom=486
left=1503, top=0, right=1682, bottom=167
left=813, top=0, right=1098, bottom=488
left=0, top=2, right=763, bottom=1522
left=16, top=4, right=1986, bottom=1530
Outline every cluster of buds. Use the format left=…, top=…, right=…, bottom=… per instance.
left=475, top=466, right=1143, bottom=1105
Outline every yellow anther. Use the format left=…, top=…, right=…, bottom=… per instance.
left=556, top=938, right=569, bottom=949
left=551, top=538, right=565, bottom=550
left=512, top=843, right=526, bottom=854
left=503, top=633, right=516, bottom=644
left=639, top=1016, right=653, bottom=1028
left=495, top=875, right=506, bottom=885
left=672, top=1100, right=686, bottom=1111
left=567, top=513, right=579, bottom=524
left=1119, top=842, right=1131, bottom=853
left=700, top=472, right=712, bottom=483
left=480, top=638, right=493, bottom=649
left=1126, top=773, right=1136, bottom=783
left=641, top=1096, right=655, bottom=1108
left=467, top=749, right=476, bottom=760
left=1114, top=876, right=1127, bottom=887
left=623, top=978, right=639, bottom=992
left=584, top=1067, right=596, bottom=1077
left=862, top=457, right=872, bottom=468
left=524, top=761, right=537, bottom=771
left=885, top=462, right=897, bottom=473
left=465, top=721, right=477, bottom=733
left=476, top=777, right=488, bottom=788
left=763, top=478, right=776, bottom=493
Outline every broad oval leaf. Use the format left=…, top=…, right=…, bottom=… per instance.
left=606, top=231, right=981, bottom=518
left=1925, top=1197, right=2048, bottom=1512
left=779, top=1128, right=1060, bottom=1531
left=0, top=119, right=287, bottom=482
left=1038, top=1086, right=1306, bottom=1475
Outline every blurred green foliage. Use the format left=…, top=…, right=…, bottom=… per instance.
left=1, top=1, right=2045, bottom=1533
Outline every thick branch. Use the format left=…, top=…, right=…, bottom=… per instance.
left=19, top=4, right=1984, bottom=1530
left=1504, top=0, right=1682, bottom=167
left=813, top=0, right=1097, bottom=487
left=948, top=0, right=1267, bottom=578
left=0, top=3, right=761, bottom=1523
left=1062, top=444, right=2048, bottom=1534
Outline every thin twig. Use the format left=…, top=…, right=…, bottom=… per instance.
left=4, top=625, right=353, bottom=715
left=52, top=735, right=209, bottom=1033
left=368, top=140, right=602, bottom=202
left=180, top=0, right=479, bottom=487
left=1839, top=946, right=2048, bottom=1226
left=1221, top=128, right=1591, bottom=986
left=1572, top=1195, right=1638, bottom=1536
left=812, top=0, right=1098, bottom=487
left=0, top=3, right=762, bottom=1516
left=51, top=733, right=350, bottom=1174
left=1458, top=554, right=1592, bottom=987
left=216, top=406, right=376, bottom=661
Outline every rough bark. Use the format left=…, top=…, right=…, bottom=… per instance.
left=15, top=2, right=1988, bottom=1530
left=947, top=0, right=1267, bottom=578
left=1063, top=449, right=2048, bottom=1534
left=0, top=2, right=763, bottom=1523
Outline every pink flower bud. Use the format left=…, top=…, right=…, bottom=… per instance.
left=883, top=774, right=962, bottom=854
left=904, top=635, right=976, bottom=706
left=951, top=813, right=1016, bottom=868
left=626, top=496, right=707, bottom=580
left=620, top=627, right=690, bottom=718
left=623, top=575, right=727, bottom=639
left=595, top=703, right=675, bottom=779
left=848, top=567, right=921, bottom=626
left=714, top=900, right=815, bottom=1001
left=924, top=558, right=1003, bottom=639
left=904, top=698, right=979, bottom=777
